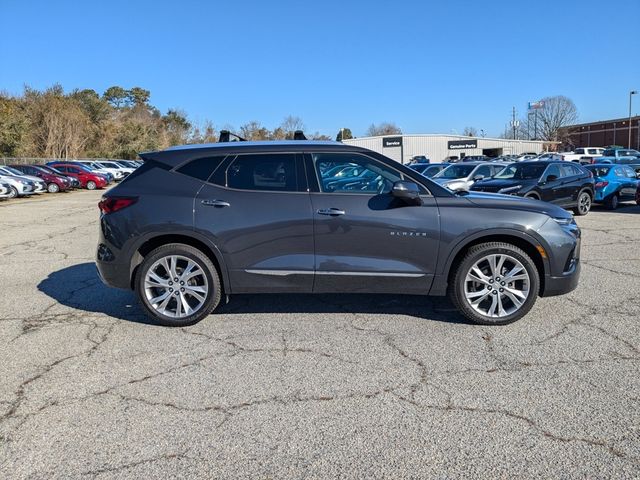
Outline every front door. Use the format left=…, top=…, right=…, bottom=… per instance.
left=308, top=151, right=440, bottom=295
left=194, top=152, right=314, bottom=293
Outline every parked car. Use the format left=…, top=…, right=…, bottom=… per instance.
left=37, top=165, right=81, bottom=189
left=0, top=166, right=47, bottom=193
left=461, top=155, right=491, bottom=162
left=409, top=155, right=430, bottom=164
left=74, top=161, right=119, bottom=182
left=0, top=182, right=11, bottom=198
left=515, top=153, right=539, bottom=161
left=97, top=140, right=581, bottom=327
left=597, top=148, right=640, bottom=164
left=584, top=164, right=640, bottom=209
left=10, top=164, right=72, bottom=193
left=443, top=155, right=460, bottom=163
left=409, top=163, right=448, bottom=178
left=471, top=161, right=595, bottom=215
left=636, top=183, right=640, bottom=206
left=0, top=173, right=36, bottom=198
left=431, top=162, right=508, bottom=191
left=47, top=162, right=108, bottom=190
left=96, top=160, right=135, bottom=177
left=535, top=152, right=564, bottom=161
left=117, top=160, right=142, bottom=169
left=561, top=147, right=605, bottom=164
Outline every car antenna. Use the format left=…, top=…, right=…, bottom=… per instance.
left=218, top=130, right=247, bottom=143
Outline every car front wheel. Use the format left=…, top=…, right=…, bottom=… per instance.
left=135, top=244, right=221, bottom=326
left=449, top=242, right=540, bottom=325
left=47, top=183, right=60, bottom=193
left=86, top=180, right=96, bottom=190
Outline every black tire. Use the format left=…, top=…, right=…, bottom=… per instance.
left=47, top=183, right=60, bottom=193
left=573, top=189, right=592, bottom=216
left=605, top=193, right=619, bottom=210
left=134, top=243, right=221, bottom=327
left=86, top=180, right=96, bottom=190
left=524, top=192, right=540, bottom=201
left=7, top=186, right=18, bottom=199
left=448, top=242, right=540, bottom=326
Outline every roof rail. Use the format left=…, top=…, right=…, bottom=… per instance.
left=218, top=130, right=247, bottom=143
left=293, top=130, right=307, bottom=140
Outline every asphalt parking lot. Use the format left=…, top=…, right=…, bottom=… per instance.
left=1, top=190, right=639, bottom=479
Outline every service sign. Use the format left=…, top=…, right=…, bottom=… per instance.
left=383, top=136, right=403, bottom=148
left=448, top=139, right=477, bottom=150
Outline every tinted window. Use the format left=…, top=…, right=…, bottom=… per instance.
left=494, top=164, right=547, bottom=180
left=177, top=156, right=226, bottom=182
left=475, top=165, right=492, bottom=178
left=434, top=164, right=476, bottom=179
left=575, top=148, right=584, bottom=154
left=545, top=164, right=562, bottom=179
left=623, top=166, right=636, bottom=178
left=614, top=167, right=625, bottom=177
left=226, top=154, right=297, bottom=192
left=314, top=153, right=402, bottom=194
left=560, top=164, right=579, bottom=177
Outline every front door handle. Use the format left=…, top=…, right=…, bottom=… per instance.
left=201, top=199, right=230, bottom=207
left=317, top=208, right=346, bottom=216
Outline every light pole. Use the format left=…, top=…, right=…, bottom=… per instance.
left=629, top=90, right=637, bottom=148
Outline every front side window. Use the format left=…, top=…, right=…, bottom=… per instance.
left=225, top=154, right=297, bottom=192
left=474, top=165, right=492, bottom=178
left=575, top=148, right=585, bottom=154
left=544, top=164, right=562, bottom=179
left=494, top=164, right=547, bottom=180
left=314, top=153, right=402, bottom=194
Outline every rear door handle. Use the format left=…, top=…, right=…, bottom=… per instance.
left=201, top=199, right=230, bottom=207
left=317, top=208, right=346, bottom=216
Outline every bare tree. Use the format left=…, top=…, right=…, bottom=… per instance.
left=239, top=121, right=270, bottom=141
left=535, top=96, right=578, bottom=142
left=463, top=126, right=477, bottom=137
left=366, top=122, right=401, bottom=136
left=279, top=115, right=305, bottom=139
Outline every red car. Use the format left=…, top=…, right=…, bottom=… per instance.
left=47, top=162, right=108, bottom=190
left=10, top=164, right=72, bottom=193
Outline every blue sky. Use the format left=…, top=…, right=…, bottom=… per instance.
left=1, top=0, right=639, bottom=137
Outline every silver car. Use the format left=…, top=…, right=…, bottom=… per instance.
left=0, top=166, right=47, bottom=193
left=432, top=162, right=510, bottom=191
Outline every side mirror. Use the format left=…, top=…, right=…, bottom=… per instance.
left=473, top=175, right=485, bottom=181
left=391, top=181, right=422, bottom=205
left=545, top=174, right=558, bottom=182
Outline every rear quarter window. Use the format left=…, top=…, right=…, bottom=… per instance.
left=176, top=156, right=227, bottom=182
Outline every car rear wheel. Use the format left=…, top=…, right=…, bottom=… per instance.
left=605, top=193, right=619, bottom=210
left=47, top=183, right=60, bottom=193
left=574, top=190, right=592, bottom=216
left=86, top=180, right=96, bottom=190
left=449, top=242, right=540, bottom=325
left=135, top=244, right=221, bottom=327
left=524, top=192, right=540, bottom=200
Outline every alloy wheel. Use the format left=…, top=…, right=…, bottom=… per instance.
left=48, top=183, right=59, bottom=193
left=463, top=253, right=531, bottom=319
left=144, top=255, right=209, bottom=319
left=578, top=192, right=591, bottom=214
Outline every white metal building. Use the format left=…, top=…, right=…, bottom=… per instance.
left=343, top=134, right=549, bottom=164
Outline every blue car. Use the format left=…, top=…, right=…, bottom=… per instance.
left=585, top=164, right=639, bottom=209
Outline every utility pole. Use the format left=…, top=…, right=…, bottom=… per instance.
left=629, top=90, right=637, bottom=148
left=512, top=107, right=516, bottom=140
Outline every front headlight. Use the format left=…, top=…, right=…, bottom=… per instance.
left=20, top=180, right=28, bottom=185
left=553, top=217, right=576, bottom=226
left=498, top=185, right=522, bottom=194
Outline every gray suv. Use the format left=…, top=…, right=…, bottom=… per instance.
left=96, top=140, right=581, bottom=326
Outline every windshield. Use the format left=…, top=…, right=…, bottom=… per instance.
left=434, top=164, right=476, bottom=179
left=494, top=164, right=547, bottom=180
left=2, top=166, right=24, bottom=176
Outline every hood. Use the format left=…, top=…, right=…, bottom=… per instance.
left=463, top=191, right=572, bottom=219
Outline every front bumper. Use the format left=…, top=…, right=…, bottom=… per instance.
left=542, top=260, right=580, bottom=296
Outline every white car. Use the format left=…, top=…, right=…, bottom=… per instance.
left=0, top=174, right=36, bottom=198
left=97, top=161, right=135, bottom=177
left=0, top=166, right=47, bottom=193
left=0, top=181, right=11, bottom=198
left=75, top=161, right=123, bottom=181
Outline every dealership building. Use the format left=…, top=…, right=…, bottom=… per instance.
left=343, top=134, right=549, bottom=164
left=559, top=116, right=640, bottom=150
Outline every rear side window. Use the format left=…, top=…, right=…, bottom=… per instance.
left=176, top=156, right=226, bottom=182
left=225, top=154, right=298, bottom=192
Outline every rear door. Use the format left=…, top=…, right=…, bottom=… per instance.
left=194, top=152, right=315, bottom=293
left=307, top=151, right=440, bottom=295
left=618, top=166, right=638, bottom=201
